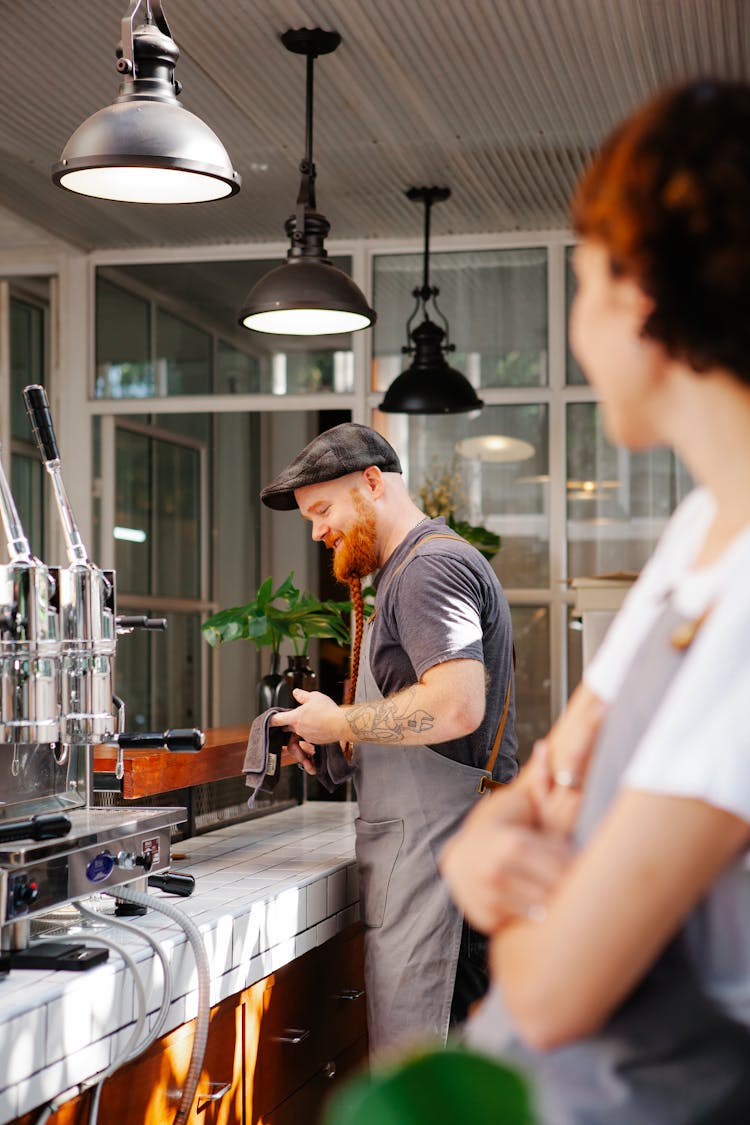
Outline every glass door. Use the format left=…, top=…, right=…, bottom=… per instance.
left=103, top=418, right=209, bottom=732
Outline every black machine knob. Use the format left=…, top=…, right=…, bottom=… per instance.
left=115, top=849, right=154, bottom=871
left=147, top=871, right=196, bottom=897
left=11, top=875, right=39, bottom=913
left=22, top=384, right=59, bottom=463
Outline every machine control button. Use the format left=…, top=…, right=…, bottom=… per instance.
left=86, top=852, right=115, bottom=883
left=135, top=851, right=154, bottom=872
left=9, top=874, right=40, bottom=915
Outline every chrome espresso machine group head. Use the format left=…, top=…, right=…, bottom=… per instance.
left=0, top=385, right=203, bottom=944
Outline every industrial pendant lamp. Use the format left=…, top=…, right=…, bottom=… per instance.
left=239, top=28, right=375, bottom=337
left=380, top=187, right=483, bottom=414
left=52, top=0, right=240, bottom=204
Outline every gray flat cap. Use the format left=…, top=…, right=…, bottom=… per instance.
left=261, top=422, right=402, bottom=511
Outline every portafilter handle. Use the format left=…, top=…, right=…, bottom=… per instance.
left=116, top=729, right=205, bottom=753
left=23, top=384, right=88, bottom=565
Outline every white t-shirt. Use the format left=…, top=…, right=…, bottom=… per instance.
left=586, top=486, right=750, bottom=824
left=584, top=487, right=750, bottom=1023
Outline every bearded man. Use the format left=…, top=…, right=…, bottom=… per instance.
left=261, top=422, right=518, bottom=1056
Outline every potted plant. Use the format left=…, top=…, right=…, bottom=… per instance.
left=202, top=571, right=356, bottom=710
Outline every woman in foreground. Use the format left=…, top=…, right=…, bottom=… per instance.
left=441, top=79, right=750, bottom=1123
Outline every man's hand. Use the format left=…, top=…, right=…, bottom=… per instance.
left=270, top=689, right=347, bottom=746
left=280, top=732, right=318, bottom=774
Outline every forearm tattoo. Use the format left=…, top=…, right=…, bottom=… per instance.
left=345, top=687, right=435, bottom=743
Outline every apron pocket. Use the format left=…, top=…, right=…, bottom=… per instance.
left=355, top=816, right=404, bottom=929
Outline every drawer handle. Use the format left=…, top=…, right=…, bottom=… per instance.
left=196, top=1081, right=231, bottom=1108
left=323, top=1060, right=337, bottom=1080
left=274, top=1027, right=311, bottom=1045
left=338, top=988, right=365, bottom=1001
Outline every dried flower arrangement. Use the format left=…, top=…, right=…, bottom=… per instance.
left=417, top=458, right=501, bottom=560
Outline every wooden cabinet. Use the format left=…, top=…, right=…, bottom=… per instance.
left=12, top=925, right=367, bottom=1125
left=247, top=924, right=368, bottom=1123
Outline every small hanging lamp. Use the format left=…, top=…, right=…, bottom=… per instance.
left=380, top=187, right=483, bottom=414
left=239, top=28, right=375, bottom=337
left=52, top=0, right=240, bottom=204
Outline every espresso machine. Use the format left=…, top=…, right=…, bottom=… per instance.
left=0, top=385, right=203, bottom=969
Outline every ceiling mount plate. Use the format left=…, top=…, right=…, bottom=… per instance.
left=406, top=186, right=451, bottom=206
left=281, top=28, right=341, bottom=58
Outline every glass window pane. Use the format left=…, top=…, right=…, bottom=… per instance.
left=566, top=402, right=693, bottom=576
left=374, top=404, right=549, bottom=588
left=153, top=439, right=201, bottom=599
left=567, top=606, right=584, bottom=696
left=373, top=248, right=548, bottom=392
left=10, top=454, right=43, bottom=553
left=565, top=245, right=587, bottom=386
left=156, top=308, right=211, bottom=395
left=95, top=261, right=355, bottom=399
left=9, top=294, right=47, bottom=554
left=96, top=278, right=152, bottom=398
left=510, top=604, right=550, bottom=763
left=115, top=429, right=151, bottom=596
left=115, top=609, right=201, bottom=730
left=10, top=297, right=45, bottom=438
left=217, top=340, right=261, bottom=394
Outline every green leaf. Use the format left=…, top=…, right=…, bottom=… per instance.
left=322, top=1048, right=535, bottom=1125
left=449, top=517, right=501, bottom=560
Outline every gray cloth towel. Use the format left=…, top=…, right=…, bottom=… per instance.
left=313, top=742, right=355, bottom=792
left=243, top=707, right=286, bottom=806
left=244, top=707, right=355, bottom=803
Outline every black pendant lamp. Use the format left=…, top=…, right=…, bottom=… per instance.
left=380, top=187, right=483, bottom=414
left=52, top=0, right=240, bottom=204
left=239, top=28, right=375, bottom=337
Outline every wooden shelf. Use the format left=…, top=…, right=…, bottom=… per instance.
left=93, top=725, right=249, bottom=800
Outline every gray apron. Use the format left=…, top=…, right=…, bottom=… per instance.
left=466, top=603, right=750, bottom=1123
left=353, top=613, right=493, bottom=1056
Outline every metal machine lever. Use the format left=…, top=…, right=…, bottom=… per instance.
left=115, top=615, right=167, bottom=633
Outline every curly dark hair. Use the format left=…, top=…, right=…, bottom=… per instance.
left=571, top=79, right=750, bottom=384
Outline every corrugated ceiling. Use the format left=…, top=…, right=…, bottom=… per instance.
left=0, top=0, right=747, bottom=251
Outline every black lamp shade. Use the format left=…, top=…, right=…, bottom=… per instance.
left=52, top=98, right=241, bottom=203
left=380, top=320, right=484, bottom=414
left=240, top=256, right=376, bottom=336
left=52, top=11, right=240, bottom=204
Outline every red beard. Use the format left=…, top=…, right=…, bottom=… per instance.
left=331, top=492, right=380, bottom=582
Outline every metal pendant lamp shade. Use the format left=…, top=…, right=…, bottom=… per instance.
left=239, top=29, right=375, bottom=337
left=52, top=0, right=240, bottom=204
left=380, top=186, right=483, bottom=415
left=381, top=321, right=483, bottom=413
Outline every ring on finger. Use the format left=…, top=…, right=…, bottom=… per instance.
left=553, top=769, right=580, bottom=789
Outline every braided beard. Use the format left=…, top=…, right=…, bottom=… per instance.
left=331, top=492, right=380, bottom=583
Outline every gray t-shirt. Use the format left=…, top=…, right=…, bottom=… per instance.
left=369, top=518, right=518, bottom=781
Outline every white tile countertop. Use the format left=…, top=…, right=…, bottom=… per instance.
left=0, top=802, right=358, bottom=1123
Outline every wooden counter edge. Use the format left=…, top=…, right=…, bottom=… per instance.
left=93, top=725, right=250, bottom=799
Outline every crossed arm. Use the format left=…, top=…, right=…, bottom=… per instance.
left=439, top=682, right=750, bottom=1049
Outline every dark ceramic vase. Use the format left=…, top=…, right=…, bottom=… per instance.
left=257, top=652, right=292, bottom=714
left=283, top=653, right=317, bottom=702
